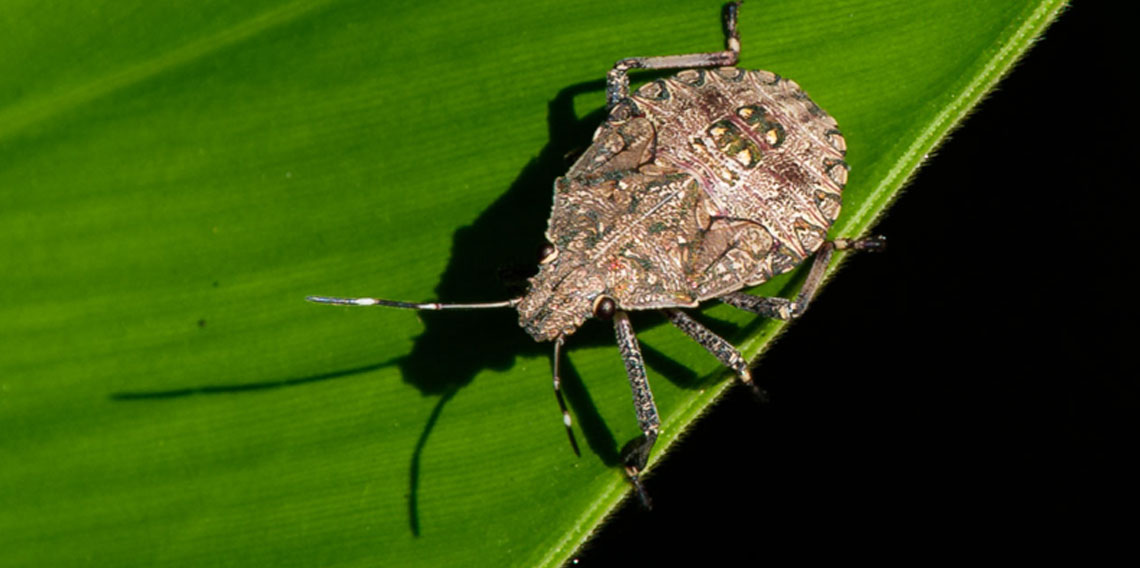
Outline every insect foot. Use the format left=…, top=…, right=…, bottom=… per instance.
left=308, top=1, right=884, bottom=508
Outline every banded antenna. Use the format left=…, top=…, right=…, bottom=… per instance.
left=305, top=295, right=581, bottom=457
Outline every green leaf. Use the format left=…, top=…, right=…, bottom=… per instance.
left=0, top=0, right=1065, bottom=565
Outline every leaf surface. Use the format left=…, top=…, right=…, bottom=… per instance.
left=0, top=1, right=1065, bottom=565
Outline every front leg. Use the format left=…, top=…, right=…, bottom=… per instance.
left=613, top=311, right=659, bottom=508
left=606, top=1, right=742, bottom=107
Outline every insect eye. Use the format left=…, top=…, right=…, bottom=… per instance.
left=538, top=243, right=558, bottom=264
left=593, top=296, right=616, bottom=320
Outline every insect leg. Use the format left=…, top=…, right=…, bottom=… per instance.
left=605, top=1, right=742, bottom=107
left=552, top=337, right=581, bottom=457
left=613, top=311, right=659, bottom=508
left=720, top=236, right=887, bottom=320
left=662, top=308, right=767, bottom=401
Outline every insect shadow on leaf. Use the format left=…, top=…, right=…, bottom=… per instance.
left=395, top=79, right=628, bottom=536
left=104, top=78, right=630, bottom=538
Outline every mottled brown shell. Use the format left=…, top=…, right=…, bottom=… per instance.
left=519, top=67, right=847, bottom=341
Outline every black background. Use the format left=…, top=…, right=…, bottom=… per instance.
left=579, top=2, right=1136, bottom=562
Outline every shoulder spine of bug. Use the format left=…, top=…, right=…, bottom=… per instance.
left=308, top=1, right=885, bottom=508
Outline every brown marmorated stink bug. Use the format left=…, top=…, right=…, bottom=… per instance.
left=308, top=2, right=884, bottom=506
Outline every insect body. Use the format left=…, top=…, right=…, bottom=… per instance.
left=520, top=68, right=851, bottom=342
left=309, top=2, right=883, bottom=506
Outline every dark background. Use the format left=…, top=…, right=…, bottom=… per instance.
left=581, top=2, right=1136, bottom=562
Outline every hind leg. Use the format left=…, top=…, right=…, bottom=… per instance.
left=722, top=236, right=887, bottom=319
